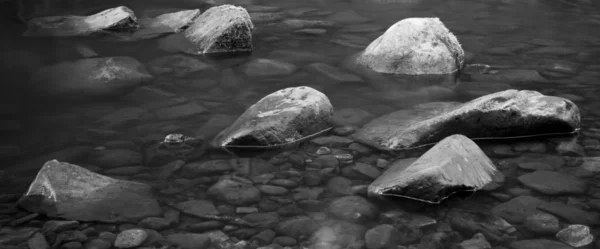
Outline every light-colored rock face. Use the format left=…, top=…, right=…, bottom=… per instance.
left=184, top=5, right=254, bottom=54
left=18, top=160, right=162, bottom=223
left=24, top=6, right=137, bottom=37
left=356, top=17, right=464, bottom=75
left=29, top=56, right=153, bottom=97
left=368, top=134, right=499, bottom=203
left=353, top=89, right=580, bottom=151
left=212, top=86, right=333, bottom=148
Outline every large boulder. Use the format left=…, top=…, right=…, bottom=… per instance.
left=211, top=86, right=334, bottom=149
left=17, top=160, right=162, bottom=223
left=368, top=134, right=499, bottom=203
left=184, top=5, right=254, bottom=54
left=23, top=6, right=138, bottom=37
left=353, top=90, right=580, bottom=151
left=355, top=17, right=464, bottom=75
left=28, top=56, right=153, bottom=98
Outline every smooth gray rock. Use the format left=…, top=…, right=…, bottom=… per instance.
left=369, top=135, right=499, bottom=203
left=29, top=57, right=153, bottom=98
left=184, top=5, right=254, bottom=54
left=211, top=86, right=333, bottom=149
left=353, top=90, right=580, bottom=151
left=208, top=179, right=261, bottom=205
left=356, top=17, right=463, bottom=75
left=23, top=6, right=137, bottom=37
left=17, top=160, right=162, bottom=223
left=518, top=170, right=587, bottom=195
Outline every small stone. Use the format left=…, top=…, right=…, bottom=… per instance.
left=556, top=141, right=586, bottom=157
left=459, top=233, right=491, bottom=249
left=375, top=159, right=389, bottom=168
left=365, top=224, right=398, bottom=249
left=175, top=200, right=219, bottom=217
left=28, top=233, right=49, bottom=249
left=42, top=220, right=80, bottom=234
left=269, top=179, right=298, bottom=189
left=350, top=163, right=381, bottom=180
left=114, top=229, right=148, bottom=248
left=326, top=195, right=379, bottom=221
left=258, top=185, right=289, bottom=196
left=273, top=236, right=297, bottom=246
left=252, top=229, right=276, bottom=246
left=348, top=143, right=372, bottom=155
left=137, top=217, right=171, bottom=230
left=275, top=216, right=317, bottom=240
left=236, top=207, right=259, bottom=214
left=316, top=147, right=331, bottom=155
left=523, top=212, right=560, bottom=235
left=165, top=233, right=211, bottom=249
left=311, top=136, right=354, bottom=147
left=555, top=224, right=594, bottom=248
left=186, top=221, right=224, bottom=232
left=332, top=126, right=356, bottom=136
left=61, top=241, right=83, bottom=249
left=85, top=239, right=111, bottom=249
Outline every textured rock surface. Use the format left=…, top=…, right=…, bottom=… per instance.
left=353, top=90, right=580, bottom=151
left=212, top=86, right=333, bottom=148
left=24, top=6, right=138, bottom=37
left=17, top=160, right=161, bottom=223
left=356, top=17, right=464, bottom=75
left=29, top=57, right=153, bottom=98
left=184, top=5, right=254, bottom=54
left=369, top=134, right=499, bottom=203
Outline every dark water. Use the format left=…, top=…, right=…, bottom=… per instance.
left=1, top=0, right=600, bottom=248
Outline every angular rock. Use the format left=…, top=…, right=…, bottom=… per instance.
left=368, top=134, right=499, bottom=203
left=459, top=233, right=491, bottom=249
left=17, top=160, right=162, bottom=223
left=523, top=212, right=560, bottom=235
left=211, top=86, right=333, bottom=149
left=356, top=17, right=463, bottom=75
left=183, top=5, right=254, bottom=54
left=353, top=90, right=580, bottom=151
left=492, top=196, right=547, bottom=224
left=518, top=170, right=586, bottom=195
left=133, top=9, right=201, bottom=39
left=29, top=57, right=153, bottom=98
left=556, top=225, right=594, bottom=248
left=448, top=210, right=516, bottom=243
left=537, top=201, right=600, bottom=225
left=24, top=6, right=138, bottom=37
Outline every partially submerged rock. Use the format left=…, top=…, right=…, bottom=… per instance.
left=353, top=90, right=580, bottom=151
left=133, top=9, right=201, bottom=40
left=24, top=6, right=138, bottom=37
left=356, top=17, right=464, bottom=75
left=184, top=5, right=254, bottom=54
left=212, top=86, right=334, bottom=149
left=29, top=56, right=153, bottom=98
left=17, top=160, right=162, bottom=223
left=368, top=134, right=499, bottom=203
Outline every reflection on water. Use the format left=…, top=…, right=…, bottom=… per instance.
left=1, top=0, right=600, bottom=248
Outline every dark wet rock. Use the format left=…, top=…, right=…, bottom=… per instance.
left=356, top=17, right=463, bottom=75
left=187, top=221, right=223, bottom=232
left=537, top=201, right=600, bottom=225
left=273, top=236, right=297, bottom=246
left=18, top=160, right=161, bottom=223
left=29, top=57, right=152, bottom=98
left=147, top=54, right=214, bottom=76
left=61, top=241, right=83, bottom=249
left=518, top=170, right=586, bottom=195
left=183, top=5, right=254, bottom=54
left=308, top=63, right=363, bottom=82
left=137, top=217, right=171, bottom=230
left=28, top=232, right=49, bottom=249
left=85, top=238, right=112, bottom=249
left=114, top=229, right=147, bottom=248
left=212, top=86, right=333, bottom=149
left=258, top=185, right=288, bottom=196
left=523, top=212, right=560, bottom=235
left=380, top=210, right=437, bottom=229
left=42, top=220, right=80, bottom=234
left=369, top=135, right=499, bottom=203
left=88, top=149, right=142, bottom=168
left=275, top=216, right=317, bottom=240
left=555, top=225, right=593, bottom=248
left=517, top=162, right=555, bottom=171
left=182, top=160, right=231, bottom=177
left=270, top=179, right=298, bottom=189
left=555, top=140, right=585, bottom=157
left=311, top=220, right=367, bottom=247
left=448, top=210, right=516, bottom=243
left=350, top=163, right=381, bottom=180
left=326, top=176, right=353, bottom=197
left=364, top=224, right=399, bottom=249
left=175, top=200, right=219, bottom=217
left=243, top=58, right=297, bottom=77
left=353, top=90, right=580, bottom=151
left=132, top=9, right=201, bottom=39
left=24, top=6, right=137, bottom=37
left=333, top=108, right=374, bottom=126
left=459, top=233, right=491, bottom=249
left=0, top=227, right=38, bottom=246
left=492, top=196, right=547, bottom=223
left=311, top=136, right=354, bottom=147
left=509, top=239, right=572, bottom=249
left=165, top=233, right=211, bottom=249
left=208, top=179, right=261, bottom=205
left=252, top=229, right=276, bottom=246
left=243, top=212, right=280, bottom=228
left=326, top=195, right=379, bottom=221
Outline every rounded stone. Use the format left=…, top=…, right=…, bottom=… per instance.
left=556, top=224, right=594, bottom=248
left=364, top=224, right=398, bottom=249
left=114, top=229, right=148, bottom=248
left=326, top=195, right=379, bottom=221
left=523, top=212, right=560, bottom=235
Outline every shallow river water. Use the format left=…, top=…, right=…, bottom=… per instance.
left=1, top=0, right=600, bottom=248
